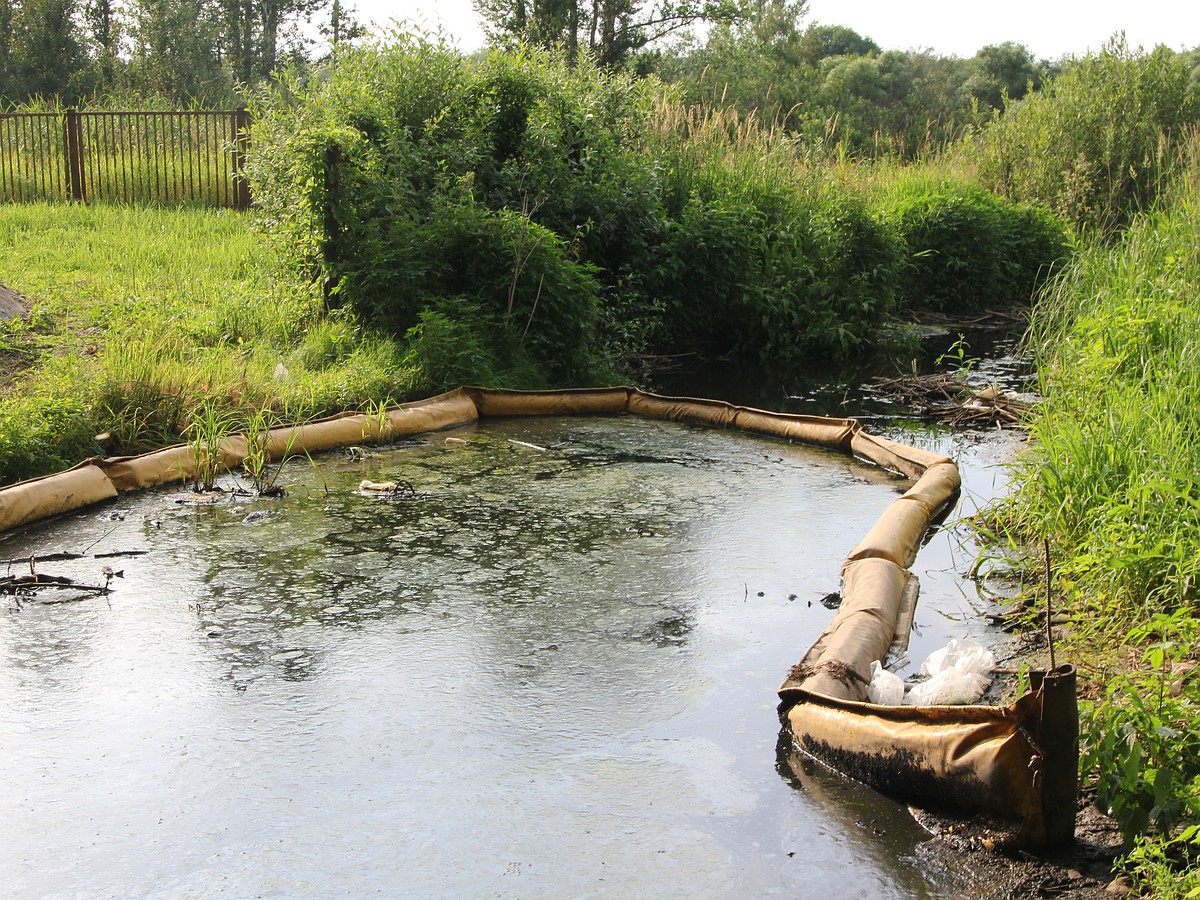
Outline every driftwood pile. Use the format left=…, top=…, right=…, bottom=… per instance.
left=870, top=374, right=1032, bottom=427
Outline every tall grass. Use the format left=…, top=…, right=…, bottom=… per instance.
left=1005, top=159, right=1200, bottom=630
left=0, top=203, right=420, bottom=483
left=998, top=131, right=1200, bottom=891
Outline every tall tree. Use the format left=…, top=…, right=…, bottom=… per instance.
left=963, top=42, right=1041, bottom=110
left=476, top=0, right=745, bottom=67
left=83, top=0, right=123, bottom=90
left=654, top=0, right=812, bottom=124
left=0, top=0, right=15, bottom=101
left=8, top=0, right=90, bottom=100
left=220, top=0, right=328, bottom=82
left=128, top=0, right=226, bottom=101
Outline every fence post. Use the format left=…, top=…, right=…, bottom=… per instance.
left=232, top=108, right=251, bottom=210
left=64, top=108, right=85, bottom=201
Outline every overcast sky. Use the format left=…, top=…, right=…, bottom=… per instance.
left=347, top=0, right=1199, bottom=60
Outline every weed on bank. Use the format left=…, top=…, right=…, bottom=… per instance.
left=998, top=148, right=1200, bottom=893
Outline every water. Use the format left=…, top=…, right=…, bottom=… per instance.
left=0, top=411, right=1020, bottom=898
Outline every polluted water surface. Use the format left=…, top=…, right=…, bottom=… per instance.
left=0, top=415, right=1003, bottom=897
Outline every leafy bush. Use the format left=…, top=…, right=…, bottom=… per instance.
left=881, top=180, right=1069, bottom=313
left=964, top=39, right=1200, bottom=233
left=0, top=396, right=98, bottom=484
left=1082, top=614, right=1200, bottom=845
left=250, top=38, right=1072, bottom=379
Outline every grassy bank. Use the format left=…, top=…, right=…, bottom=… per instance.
left=998, top=144, right=1200, bottom=894
left=0, top=203, right=444, bottom=483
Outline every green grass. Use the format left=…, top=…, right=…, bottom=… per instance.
left=995, top=137, right=1200, bottom=892
left=0, top=203, right=424, bottom=484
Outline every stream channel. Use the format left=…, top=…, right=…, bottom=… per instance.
left=1, top=331, right=1031, bottom=898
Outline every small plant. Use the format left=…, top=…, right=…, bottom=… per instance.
left=183, top=403, right=236, bottom=492
left=935, top=334, right=978, bottom=378
left=1081, top=612, right=1200, bottom=847
left=361, top=397, right=396, bottom=444
left=241, top=404, right=303, bottom=496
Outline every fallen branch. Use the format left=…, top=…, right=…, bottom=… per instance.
left=870, top=375, right=1032, bottom=428
left=1, top=573, right=110, bottom=595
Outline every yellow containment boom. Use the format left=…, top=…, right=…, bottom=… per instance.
left=0, top=386, right=1077, bottom=848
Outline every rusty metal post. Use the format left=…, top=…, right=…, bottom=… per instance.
left=64, top=107, right=85, bottom=201
left=233, top=108, right=251, bottom=210
left=1031, top=664, right=1079, bottom=848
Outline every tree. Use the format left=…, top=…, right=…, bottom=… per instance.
left=963, top=42, right=1041, bottom=110
left=217, top=0, right=327, bottom=84
left=83, top=0, right=123, bottom=90
left=7, top=0, right=91, bottom=101
left=476, top=0, right=745, bottom=67
left=324, top=0, right=365, bottom=50
left=128, top=0, right=227, bottom=101
left=0, top=0, right=15, bottom=101
left=653, top=0, right=814, bottom=124
left=796, top=23, right=878, bottom=66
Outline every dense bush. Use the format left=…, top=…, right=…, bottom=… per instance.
left=963, top=39, right=1200, bottom=233
left=881, top=180, right=1070, bottom=312
left=248, top=38, right=913, bottom=381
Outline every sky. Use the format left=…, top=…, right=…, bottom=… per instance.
left=348, top=0, right=1200, bottom=61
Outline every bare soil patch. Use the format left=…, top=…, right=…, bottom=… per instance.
left=0, top=282, right=31, bottom=319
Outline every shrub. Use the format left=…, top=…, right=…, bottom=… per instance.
left=963, top=39, right=1200, bottom=233
left=0, top=396, right=98, bottom=484
left=881, top=180, right=1069, bottom=313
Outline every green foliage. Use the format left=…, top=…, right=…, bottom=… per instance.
left=241, top=403, right=308, bottom=495
left=183, top=401, right=235, bottom=491
left=249, top=39, right=916, bottom=378
left=475, top=0, right=744, bottom=69
left=0, top=394, right=97, bottom=484
left=1119, top=827, right=1200, bottom=899
left=1081, top=613, right=1200, bottom=849
left=963, top=42, right=1041, bottom=111
left=997, top=141, right=1200, bottom=894
left=1000, top=167, right=1200, bottom=624
left=400, top=305, right=502, bottom=394
left=964, top=38, right=1200, bottom=233
left=880, top=179, right=1070, bottom=312
left=343, top=197, right=602, bottom=383
left=656, top=18, right=1015, bottom=159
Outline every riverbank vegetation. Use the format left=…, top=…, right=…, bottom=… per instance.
left=994, top=139, right=1200, bottom=895
left=4, top=18, right=1200, bottom=894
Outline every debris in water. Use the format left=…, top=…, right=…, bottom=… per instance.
left=358, top=479, right=418, bottom=498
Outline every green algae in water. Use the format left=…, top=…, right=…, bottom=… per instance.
left=0, top=416, right=973, bottom=898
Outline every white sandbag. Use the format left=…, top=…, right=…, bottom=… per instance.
left=904, top=669, right=992, bottom=706
left=867, top=660, right=906, bottom=705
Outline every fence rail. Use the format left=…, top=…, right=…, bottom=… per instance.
left=0, top=108, right=251, bottom=209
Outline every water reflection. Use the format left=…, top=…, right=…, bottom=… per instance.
left=1, top=415, right=986, bottom=897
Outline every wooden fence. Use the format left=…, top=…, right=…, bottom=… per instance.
left=0, top=108, right=251, bottom=209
